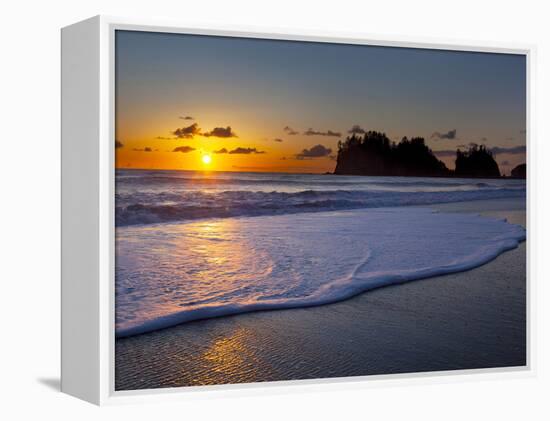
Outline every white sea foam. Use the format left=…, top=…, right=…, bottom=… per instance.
left=115, top=207, right=525, bottom=338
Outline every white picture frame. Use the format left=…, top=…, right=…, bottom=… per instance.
left=61, top=15, right=534, bottom=405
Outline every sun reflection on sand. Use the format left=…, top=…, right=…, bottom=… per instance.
left=194, top=327, right=273, bottom=384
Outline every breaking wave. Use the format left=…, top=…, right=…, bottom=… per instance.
left=116, top=188, right=525, bottom=226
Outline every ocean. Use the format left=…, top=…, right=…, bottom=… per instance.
left=115, top=169, right=526, bottom=338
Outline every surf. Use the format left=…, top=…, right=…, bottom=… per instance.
left=115, top=207, right=525, bottom=338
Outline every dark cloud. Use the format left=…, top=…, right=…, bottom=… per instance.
left=172, top=146, right=196, bottom=153
left=228, top=147, right=265, bottom=154
left=284, top=126, right=299, bottom=135
left=480, top=137, right=488, bottom=142
left=203, top=126, right=238, bottom=138
left=433, top=149, right=457, bottom=157
left=348, top=125, right=366, bottom=135
left=179, top=116, right=194, bottom=120
left=133, top=147, right=153, bottom=152
left=171, top=123, right=240, bottom=139
left=449, top=142, right=483, bottom=150
left=155, top=136, right=176, bottom=140
left=434, top=144, right=526, bottom=158
left=232, top=164, right=312, bottom=172
left=213, top=148, right=228, bottom=154
left=431, top=129, right=457, bottom=140
left=304, top=128, right=342, bottom=137
left=296, top=144, right=333, bottom=159
left=438, top=142, right=478, bottom=154
left=115, top=140, right=124, bottom=148
left=273, top=138, right=284, bottom=142
left=173, top=123, right=201, bottom=139
left=490, top=145, right=526, bottom=155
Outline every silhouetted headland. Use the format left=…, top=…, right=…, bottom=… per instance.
left=334, top=131, right=503, bottom=178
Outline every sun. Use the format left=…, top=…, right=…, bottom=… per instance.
left=202, top=154, right=212, bottom=165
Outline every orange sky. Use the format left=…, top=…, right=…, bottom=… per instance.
left=115, top=119, right=339, bottom=173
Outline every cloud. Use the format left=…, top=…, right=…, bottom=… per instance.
left=284, top=126, right=299, bottom=135
left=166, top=123, right=239, bottom=140
left=172, top=145, right=196, bottom=153
left=173, top=123, right=201, bottom=139
left=115, top=140, right=124, bottom=148
left=348, top=125, right=366, bottom=135
left=232, top=164, right=312, bottom=172
left=304, top=128, right=342, bottom=137
left=228, top=147, right=265, bottom=154
left=431, top=129, right=457, bottom=140
left=213, top=148, right=228, bottom=154
left=179, top=116, right=194, bottom=120
left=480, top=137, right=488, bottom=142
left=434, top=143, right=478, bottom=157
left=489, top=145, right=526, bottom=155
left=133, top=147, right=153, bottom=152
left=433, top=144, right=526, bottom=158
left=296, top=144, right=333, bottom=159
left=273, top=138, right=284, bottom=143
left=433, top=149, right=457, bottom=157
left=203, top=126, right=238, bottom=138
left=155, top=136, right=176, bottom=140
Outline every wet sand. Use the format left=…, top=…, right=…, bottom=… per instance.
left=115, top=198, right=526, bottom=391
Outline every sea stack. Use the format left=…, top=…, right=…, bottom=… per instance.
left=511, top=163, right=526, bottom=179
left=334, top=131, right=449, bottom=177
left=454, top=144, right=500, bottom=178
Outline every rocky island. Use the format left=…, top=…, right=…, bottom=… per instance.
left=511, top=163, right=526, bottom=179
left=334, top=131, right=502, bottom=178
left=455, top=144, right=500, bottom=178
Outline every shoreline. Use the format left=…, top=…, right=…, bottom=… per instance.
left=116, top=197, right=526, bottom=390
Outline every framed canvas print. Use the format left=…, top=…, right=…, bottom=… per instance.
left=61, top=16, right=532, bottom=405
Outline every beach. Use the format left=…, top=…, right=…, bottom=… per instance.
left=115, top=196, right=526, bottom=391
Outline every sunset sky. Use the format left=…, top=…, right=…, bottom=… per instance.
left=115, top=30, right=526, bottom=175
